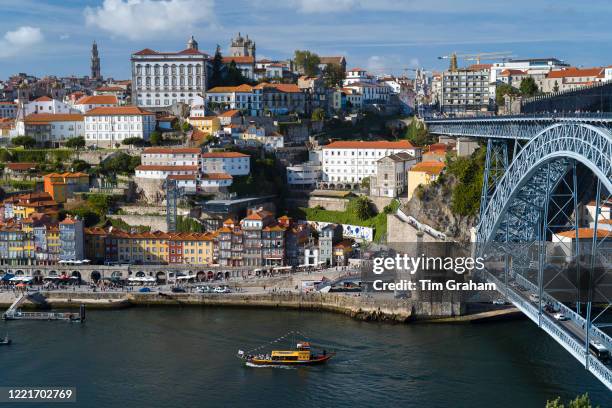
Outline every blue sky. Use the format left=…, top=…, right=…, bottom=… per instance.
left=1, top=0, right=612, bottom=80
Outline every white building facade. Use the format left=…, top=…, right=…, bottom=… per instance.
left=141, top=147, right=201, bottom=166
left=321, top=140, right=421, bottom=184
left=286, top=162, right=321, bottom=188
left=84, top=106, right=156, bottom=148
left=201, top=152, right=250, bottom=176
left=134, top=165, right=199, bottom=179
left=131, top=37, right=209, bottom=109
left=20, top=113, right=84, bottom=146
left=205, top=85, right=262, bottom=116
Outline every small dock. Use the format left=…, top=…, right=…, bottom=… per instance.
left=3, top=294, right=85, bottom=323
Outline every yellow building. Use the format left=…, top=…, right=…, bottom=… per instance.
left=114, top=230, right=170, bottom=264
left=176, top=233, right=214, bottom=265
left=10, top=192, right=59, bottom=220
left=407, top=161, right=446, bottom=200
left=188, top=116, right=221, bottom=135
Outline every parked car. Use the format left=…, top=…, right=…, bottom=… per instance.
left=196, top=285, right=213, bottom=293
left=171, top=287, right=186, bottom=293
left=139, top=287, right=152, bottom=293
left=214, top=286, right=232, bottom=293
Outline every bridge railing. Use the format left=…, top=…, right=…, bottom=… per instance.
left=509, top=269, right=612, bottom=351
left=423, top=112, right=612, bottom=122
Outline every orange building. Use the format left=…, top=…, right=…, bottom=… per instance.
left=43, top=172, right=89, bottom=203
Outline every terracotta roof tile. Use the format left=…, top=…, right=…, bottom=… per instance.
left=324, top=140, right=415, bottom=149
left=207, top=84, right=253, bottom=93
left=202, top=173, right=232, bottom=180
left=75, top=95, right=118, bottom=105
left=25, top=113, right=83, bottom=123
left=547, top=67, right=603, bottom=79
left=410, top=161, right=446, bottom=175
left=143, top=147, right=201, bottom=154
left=84, top=106, right=154, bottom=116
left=557, top=228, right=609, bottom=239
left=222, top=56, right=254, bottom=64
left=135, top=165, right=198, bottom=172
left=202, top=151, right=249, bottom=158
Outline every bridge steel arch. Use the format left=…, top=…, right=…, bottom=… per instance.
left=477, top=122, right=612, bottom=246
left=475, top=122, right=612, bottom=390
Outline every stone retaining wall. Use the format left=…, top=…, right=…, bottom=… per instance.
left=32, top=292, right=464, bottom=322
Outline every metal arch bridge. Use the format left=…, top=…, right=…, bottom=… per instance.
left=425, top=115, right=612, bottom=390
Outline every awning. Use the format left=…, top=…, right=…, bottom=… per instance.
left=1, top=274, right=15, bottom=282
left=128, top=277, right=156, bottom=282
left=9, top=276, right=33, bottom=282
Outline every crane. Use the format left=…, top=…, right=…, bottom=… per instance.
left=438, top=51, right=515, bottom=70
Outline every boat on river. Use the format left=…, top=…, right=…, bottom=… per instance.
left=0, top=334, right=11, bottom=346
left=237, top=333, right=334, bottom=366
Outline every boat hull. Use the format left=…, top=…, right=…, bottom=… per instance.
left=247, top=354, right=333, bottom=366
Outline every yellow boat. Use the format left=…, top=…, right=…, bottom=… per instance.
left=239, top=341, right=334, bottom=366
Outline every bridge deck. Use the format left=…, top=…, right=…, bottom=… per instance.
left=424, top=114, right=612, bottom=139
left=486, top=270, right=612, bottom=390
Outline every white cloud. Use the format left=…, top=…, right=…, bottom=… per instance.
left=84, top=0, right=216, bottom=40
left=366, top=55, right=386, bottom=73
left=292, top=0, right=357, bottom=13
left=0, top=26, right=43, bottom=58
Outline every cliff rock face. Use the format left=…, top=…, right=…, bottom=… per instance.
left=134, top=178, right=165, bottom=205
left=403, top=174, right=477, bottom=243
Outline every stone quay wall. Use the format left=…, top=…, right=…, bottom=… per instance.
left=31, top=292, right=465, bottom=322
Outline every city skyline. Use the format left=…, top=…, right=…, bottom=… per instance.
left=2, top=0, right=612, bottom=79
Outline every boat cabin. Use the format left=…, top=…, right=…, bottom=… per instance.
left=270, top=342, right=312, bottom=361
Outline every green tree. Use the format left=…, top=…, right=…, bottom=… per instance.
left=122, top=137, right=147, bottom=147
left=553, top=80, right=560, bottom=93
left=311, top=108, right=325, bottom=122
left=65, top=136, right=85, bottom=149
left=545, top=393, right=599, bottom=408
left=323, top=63, right=345, bottom=87
left=150, top=131, right=162, bottom=146
left=209, top=45, right=224, bottom=88
left=445, top=148, right=486, bottom=217
left=0, top=149, right=12, bottom=162
left=348, top=196, right=375, bottom=221
left=12, top=136, right=36, bottom=148
left=225, top=60, right=248, bottom=86
left=360, top=176, right=370, bottom=189
left=100, top=153, right=141, bottom=175
left=294, top=50, right=321, bottom=76
left=71, top=159, right=90, bottom=172
left=181, top=122, right=191, bottom=132
left=67, top=208, right=100, bottom=227
left=86, top=193, right=112, bottom=215
left=404, top=119, right=434, bottom=146
left=519, top=77, right=538, bottom=96
left=495, top=83, right=519, bottom=106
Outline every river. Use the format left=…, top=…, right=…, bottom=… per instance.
left=1, top=307, right=610, bottom=408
